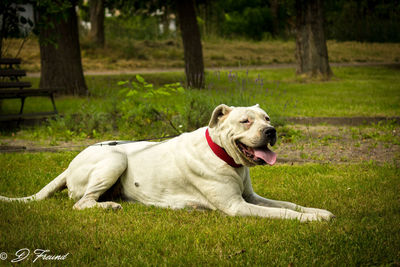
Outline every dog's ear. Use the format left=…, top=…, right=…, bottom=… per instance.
left=209, top=104, right=233, bottom=128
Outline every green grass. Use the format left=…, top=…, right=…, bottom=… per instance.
left=6, top=65, right=399, bottom=118
left=85, top=65, right=396, bottom=118
left=0, top=152, right=399, bottom=266
left=1, top=65, right=399, bottom=142
left=204, top=66, right=400, bottom=117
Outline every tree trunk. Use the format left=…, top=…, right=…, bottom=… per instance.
left=39, top=3, right=88, bottom=95
left=0, top=12, right=5, bottom=58
left=176, top=0, right=205, bottom=89
left=161, top=5, right=170, bottom=38
left=89, top=0, right=105, bottom=47
left=270, top=0, right=279, bottom=36
left=295, top=0, right=332, bottom=79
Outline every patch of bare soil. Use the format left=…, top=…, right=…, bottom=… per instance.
left=275, top=124, right=400, bottom=165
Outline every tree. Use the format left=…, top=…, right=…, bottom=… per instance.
left=295, top=0, right=332, bottom=79
left=88, top=0, right=105, bottom=47
left=38, top=1, right=88, bottom=95
left=176, top=0, right=205, bottom=89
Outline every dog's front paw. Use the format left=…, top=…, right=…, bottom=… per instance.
left=310, top=209, right=335, bottom=221
left=98, top=201, right=123, bottom=211
left=298, top=210, right=335, bottom=222
left=317, top=210, right=335, bottom=221
left=298, top=213, right=320, bottom=222
left=302, top=207, right=335, bottom=221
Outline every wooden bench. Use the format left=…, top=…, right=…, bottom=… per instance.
left=0, top=58, right=61, bottom=121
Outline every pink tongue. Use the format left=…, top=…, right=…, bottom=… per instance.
left=254, top=148, right=277, bottom=165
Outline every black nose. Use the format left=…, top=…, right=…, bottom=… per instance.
left=263, top=127, right=277, bottom=146
left=264, top=127, right=276, bottom=138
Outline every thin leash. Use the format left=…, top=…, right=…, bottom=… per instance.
left=91, top=135, right=179, bottom=146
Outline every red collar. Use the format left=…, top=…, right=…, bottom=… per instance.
left=205, top=128, right=242, bottom=168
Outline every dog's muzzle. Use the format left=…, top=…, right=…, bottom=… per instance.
left=236, top=126, right=277, bottom=166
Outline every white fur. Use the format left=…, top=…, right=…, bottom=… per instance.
left=0, top=104, right=334, bottom=222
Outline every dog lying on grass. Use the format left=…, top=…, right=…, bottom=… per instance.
left=0, top=104, right=334, bottom=222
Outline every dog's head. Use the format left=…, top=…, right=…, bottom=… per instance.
left=208, top=104, right=277, bottom=167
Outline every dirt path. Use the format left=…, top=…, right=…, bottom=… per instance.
left=26, top=62, right=400, bottom=77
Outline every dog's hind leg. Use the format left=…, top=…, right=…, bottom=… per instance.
left=72, top=152, right=127, bottom=211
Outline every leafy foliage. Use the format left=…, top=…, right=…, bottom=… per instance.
left=0, top=0, right=34, bottom=56
left=31, top=0, right=73, bottom=37
left=117, top=75, right=185, bottom=136
left=105, top=15, right=165, bottom=41
left=220, top=2, right=276, bottom=40
left=103, top=0, right=400, bottom=42
left=0, top=1, right=34, bottom=38
left=325, top=0, right=400, bottom=42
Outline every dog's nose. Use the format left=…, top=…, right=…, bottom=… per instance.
left=264, top=127, right=277, bottom=146
left=263, top=127, right=276, bottom=138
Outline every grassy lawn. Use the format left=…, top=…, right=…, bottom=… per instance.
left=0, top=152, right=399, bottom=266
left=1, top=65, right=399, bottom=143
left=5, top=65, right=399, bottom=118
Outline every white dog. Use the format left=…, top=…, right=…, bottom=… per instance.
left=0, top=104, right=334, bottom=221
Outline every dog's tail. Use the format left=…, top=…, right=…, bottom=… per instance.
left=0, top=170, right=67, bottom=203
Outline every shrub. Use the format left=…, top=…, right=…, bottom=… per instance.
left=117, top=75, right=185, bottom=138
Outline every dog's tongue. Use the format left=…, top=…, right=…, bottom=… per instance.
left=254, top=147, right=277, bottom=166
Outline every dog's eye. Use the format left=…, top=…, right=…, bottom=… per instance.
left=265, top=117, right=270, bottom=122
left=240, top=119, right=250, bottom=124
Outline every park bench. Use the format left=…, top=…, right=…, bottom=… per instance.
left=0, top=58, right=61, bottom=121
